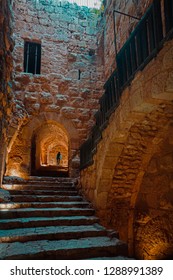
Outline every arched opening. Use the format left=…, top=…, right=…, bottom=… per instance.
left=133, top=124, right=173, bottom=260
left=31, top=122, right=69, bottom=177
left=5, top=112, right=79, bottom=179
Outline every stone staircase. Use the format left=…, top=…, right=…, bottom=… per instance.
left=0, top=177, right=129, bottom=260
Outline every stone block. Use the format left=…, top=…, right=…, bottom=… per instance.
left=165, top=72, right=173, bottom=94
left=96, top=192, right=108, bottom=209
left=71, top=97, right=85, bottom=107
left=67, top=53, right=77, bottom=63
left=40, top=92, right=53, bottom=104
left=78, top=108, right=91, bottom=121
left=163, top=46, right=173, bottom=70
left=55, top=94, right=68, bottom=105
left=97, top=179, right=112, bottom=193
left=15, top=74, right=31, bottom=85
left=61, top=107, right=76, bottom=119
left=129, top=88, right=155, bottom=114
left=25, top=93, right=38, bottom=103
left=44, top=104, right=60, bottom=112
left=26, top=103, right=40, bottom=115
left=101, top=168, right=114, bottom=179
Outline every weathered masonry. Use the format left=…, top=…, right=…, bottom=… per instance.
left=80, top=0, right=173, bottom=259
left=0, top=0, right=173, bottom=260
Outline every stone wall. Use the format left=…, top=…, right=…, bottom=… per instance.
left=80, top=19, right=173, bottom=260
left=6, top=0, right=105, bottom=177
left=135, top=126, right=173, bottom=259
left=0, top=0, right=14, bottom=190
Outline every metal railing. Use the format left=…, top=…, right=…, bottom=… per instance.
left=164, top=0, right=173, bottom=37
left=80, top=0, right=173, bottom=170
left=116, top=0, right=163, bottom=91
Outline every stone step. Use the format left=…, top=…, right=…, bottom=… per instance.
left=0, top=201, right=91, bottom=209
left=0, top=236, right=127, bottom=260
left=8, top=190, right=78, bottom=196
left=2, top=177, right=77, bottom=188
left=86, top=256, right=134, bottom=260
left=3, top=176, right=77, bottom=185
left=0, top=176, right=129, bottom=260
left=2, top=184, right=75, bottom=191
left=0, top=216, right=99, bottom=229
left=29, top=177, right=77, bottom=184
left=0, top=224, right=107, bottom=243
left=10, top=194, right=83, bottom=202
left=0, top=207, right=95, bottom=219
left=23, top=181, right=74, bottom=185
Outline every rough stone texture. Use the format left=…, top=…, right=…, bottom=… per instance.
left=0, top=189, right=11, bottom=203
left=1, top=0, right=173, bottom=261
left=80, top=37, right=173, bottom=260
left=134, top=128, right=173, bottom=260
left=5, top=0, right=105, bottom=178
left=0, top=0, right=14, bottom=193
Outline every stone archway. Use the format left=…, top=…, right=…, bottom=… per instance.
left=80, top=40, right=173, bottom=259
left=5, top=112, right=79, bottom=178
left=129, top=122, right=173, bottom=259
left=31, top=122, right=69, bottom=176
left=81, top=101, right=173, bottom=260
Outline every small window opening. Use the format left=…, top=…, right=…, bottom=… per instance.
left=24, top=41, right=41, bottom=74
left=89, top=49, right=95, bottom=56
left=78, top=69, right=81, bottom=80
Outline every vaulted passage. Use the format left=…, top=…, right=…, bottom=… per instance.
left=5, top=119, right=71, bottom=178
left=31, top=122, right=69, bottom=177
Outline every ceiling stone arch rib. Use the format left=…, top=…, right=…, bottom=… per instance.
left=34, top=122, right=69, bottom=169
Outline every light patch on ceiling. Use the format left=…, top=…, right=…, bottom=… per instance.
left=62, top=0, right=102, bottom=9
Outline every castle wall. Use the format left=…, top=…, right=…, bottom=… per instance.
left=0, top=0, right=14, bottom=190
left=80, top=0, right=173, bottom=259
left=6, top=0, right=105, bottom=177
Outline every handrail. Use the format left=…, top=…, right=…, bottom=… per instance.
left=80, top=0, right=173, bottom=170
left=164, top=0, right=173, bottom=37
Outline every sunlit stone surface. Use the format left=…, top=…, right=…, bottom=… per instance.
left=66, top=0, right=102, bottom=9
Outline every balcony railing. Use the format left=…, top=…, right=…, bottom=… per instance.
left=116, top=0, right=163, bottom=91
left=164, top=0, right=173, bottom=36
left=80, top=0, right=173, bottom=170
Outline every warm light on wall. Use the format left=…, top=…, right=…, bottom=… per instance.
left=1, top=184, right=13, bottom=190
left=0, top=203, right=22, bottom=209
left=8, top=169, right=21, bottom=177
left=144, top=243, right=172, bottom=260
left=7, top=168, right=28, bottom=179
